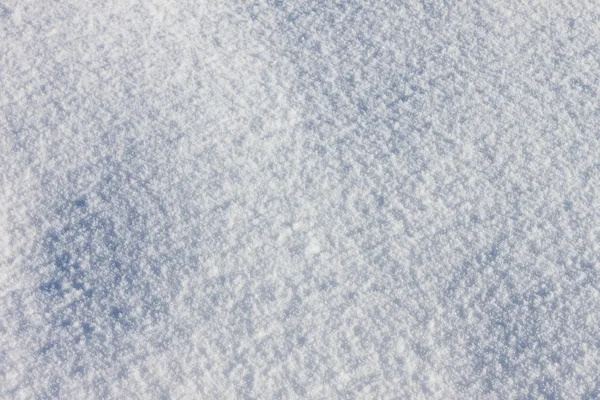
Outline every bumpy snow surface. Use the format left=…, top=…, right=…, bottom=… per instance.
left=2, top=1, right=600, bottom=398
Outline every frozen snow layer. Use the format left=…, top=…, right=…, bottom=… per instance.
left=2, top=1, right=600, bottom=398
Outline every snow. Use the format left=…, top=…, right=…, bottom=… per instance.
left=1, top=1, right=600, bottom=398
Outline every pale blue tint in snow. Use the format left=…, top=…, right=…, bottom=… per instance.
left=1, top=1, right=600, bottom=398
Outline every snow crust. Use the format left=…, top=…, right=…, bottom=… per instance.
left=1, top=1, right=600, bottom=398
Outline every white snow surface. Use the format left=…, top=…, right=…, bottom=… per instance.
left=2, top=1, right=600, bottom=398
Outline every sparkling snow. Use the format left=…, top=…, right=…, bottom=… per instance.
left=1, top=1, right=600, bottom=398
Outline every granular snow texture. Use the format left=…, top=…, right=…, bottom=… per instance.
left=2, top=1, right=600, bottom=398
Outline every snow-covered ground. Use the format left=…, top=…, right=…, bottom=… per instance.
left=2, top=1, right=600, bottom=398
